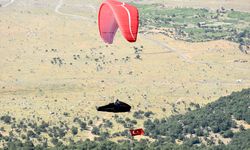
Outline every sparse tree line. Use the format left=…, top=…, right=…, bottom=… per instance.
left=2, top=129, right=250, bottom=150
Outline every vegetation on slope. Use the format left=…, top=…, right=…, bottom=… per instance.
left=0, top=88, right=250, bottom=149
left=134, top=3, right=250, bottom=46
left=144, top=88, right=250, bottom=141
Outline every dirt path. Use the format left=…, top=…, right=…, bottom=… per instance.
left=54, top=0, right=95, bottom=22
left=0, top=0, right=15, bottom=8
left=143, top=35, right=192, bottom=63
left=52, top=0, right=250, bottom=88
left=142, top=34, right=250, bottom=86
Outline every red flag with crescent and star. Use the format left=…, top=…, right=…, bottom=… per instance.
left=129, top=128, right=144, bottom=136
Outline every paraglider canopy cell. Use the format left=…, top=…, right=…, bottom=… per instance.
left=98, top=0, right=139, bottom=44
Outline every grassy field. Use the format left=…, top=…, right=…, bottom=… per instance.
left=132, top=0, right=250, bottom=13
left=136, top=4, right=250, bottom=44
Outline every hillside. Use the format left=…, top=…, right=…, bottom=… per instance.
left=136, top=3, right=250, bottom=51
left=0, top=0, right=250, bottom=149
left=1, top=88, right=249, bottom=149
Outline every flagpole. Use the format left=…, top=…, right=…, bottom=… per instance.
left=131, top=137, right=133, bottom=150
left=129, top=128, right=144, bottom=150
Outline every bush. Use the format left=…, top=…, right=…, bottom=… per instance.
left=133, top=111, right=144, bottom=119
left=51, top=138, right=59, bottom=145
left=223, top=130, right=234, bottom=138
left=1, top=115, right=12, bottom=124
left=91, top=127, right=100, bottom=135
left=27, top=130, right=36, bottom=138
left=80, top=122, right=87, bottom=130
left=144, top=111, right=154, bottom=118
left=71, top=126, right=78, bottom=135
left=104, top=120, right=113, bottom=128
left=184, top=137, right=200, bottom=146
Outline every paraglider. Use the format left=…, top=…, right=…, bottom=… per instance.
left=98, top=0, right=139, bottom=44
left=96, top=99, right=131, bottom=113
left=96, top=0, right=137, bottom=112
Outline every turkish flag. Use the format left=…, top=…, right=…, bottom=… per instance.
left=129, top=128, right=144, bottom=136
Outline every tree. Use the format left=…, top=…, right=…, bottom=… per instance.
left=223, top=130, right=234, bottom=138
left=144, top=111, right=154, bottom=118
left=80, top=122, right=87, bottom=130
left=239, top=125, right=245, bottom=131
left=1, top=115, right=12, bottom=124
left=51, top=138, right=59, bottom=145
left=88, top=120, right=93, bottom=125
left=27, top=130, right=36, bottom=139
left=184, top=137, right=200, bottom=146
left=71, top=126, right=78, bottom=136
left=91, top=127, right=100, bottom=135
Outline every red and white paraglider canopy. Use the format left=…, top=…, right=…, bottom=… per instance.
left=98, top=0, right=139, bottom=44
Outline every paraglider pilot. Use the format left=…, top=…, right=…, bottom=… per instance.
left=96, top=99, right=131, bottom=113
